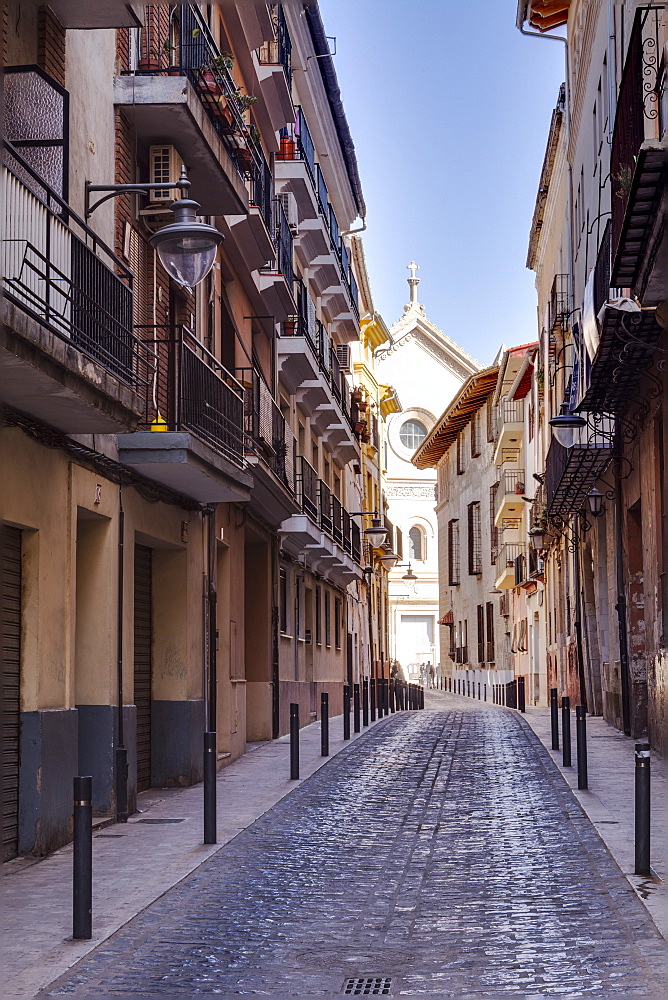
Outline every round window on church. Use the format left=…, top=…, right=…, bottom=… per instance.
left=399, top=419, right=428, bottom=450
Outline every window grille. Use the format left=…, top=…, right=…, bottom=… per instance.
left=477, top=604, right=485, bottom=663
left=485, top=602, right=495, bottom=662
left=325, top=590, right=331, bottom=647
left=456, top=435, right=464, bottom=474
left=471, top=410, right=481, bottom=457
left=490, top=483, right=499, bottom=564
left=486, top=399, right=495, bottom=442
left=448, top=519, right=460, bottom=585
left=315, top=585, right=322, bottom=645
left=468, top=502, right=482, bottom=575
left=279, top=568, right=288, bottom=633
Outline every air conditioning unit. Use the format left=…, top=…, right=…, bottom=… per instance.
left=335, top=343, right=351, bottom=372
left=277, top=191, right=299, bottom=235
left=149, top=145, right=184, bottom=203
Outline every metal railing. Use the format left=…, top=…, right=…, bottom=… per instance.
left=593, top=220, right=612, bottom=316
left=351, top=521, right=361, bottom=563
left=250, top=155, right=273, bottom=233
left=495, top=543, right=525, bottom=585
left=234, top=366, right=295, bottom=492
left=278, top=106, right=315, bottom=179
left=297, top=455, right=318, bottom=520
left=549, top=273, right=570, bottom=333
left=611, top=7, right=661, bottom=263
left=319, top=480, right=332, bottom=534
left=274, top=197, right=294, bottom=289
left=279, top=314, right=354, bottom=430
left=258, top=3, right=292, bottom=86
left=2, top=142, right=154, bottom=393
left=135, top=326, right=245, bottom=468
left=495, top=398, right=524, bottom=439
left=331, top=495, right=343, bottom=546
left=125, top=4, right=263, bottom=180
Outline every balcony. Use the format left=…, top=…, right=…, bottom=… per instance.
left=279, top=456, right=362, bottom=586
left=235, top=366, right=299, bottom=527
left=255, top=198, right=295, bottom=320
left=255, top=3, right=294, bottom=133
left=277, top=318, right=359, bottom=464
left=610, top=7, right=666, bottom=300
left=495, top=544, right=526, bottom=591
left=116, top=326, right=252, bottom=503
left=115, top=4, right=261, bottom=216
left=1, top=142, right=153, bottom=432
left=545, top=429, right=612, bottom=517
left=275, top=108, right=359, bottom=332
left=493, top=398, right=524, bottom=466
left=493, top=469, right=526, bottom=529
left=227, top=156, right=277, bottom=272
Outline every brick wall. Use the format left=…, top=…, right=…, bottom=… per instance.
left=37, top=5, right=66, bottom=87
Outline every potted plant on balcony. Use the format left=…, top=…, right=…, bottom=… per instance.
left=354, top=419, right=366, bottom=435
left=283, top=315, right=298, bottom=336
left=351, top=388, right=363, bottom=404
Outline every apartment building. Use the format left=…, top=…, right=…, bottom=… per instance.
left=517, top=1, right=667, bottom=744
left=1, top=1, right=369, bottom=861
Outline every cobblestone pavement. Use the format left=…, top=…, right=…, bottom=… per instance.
left=41, top=706, right=668, bottom=999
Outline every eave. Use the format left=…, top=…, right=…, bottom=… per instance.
left=412, top=366, right=499, bottom=469
left=517, top=0, right=572, bottom=32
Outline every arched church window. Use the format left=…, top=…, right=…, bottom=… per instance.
left=399, top=419, right=427, bottom=450
left=408, top=525, right=426, bottom=562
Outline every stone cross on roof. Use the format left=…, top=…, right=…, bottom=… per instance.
left=407, top=261, right=420, bottom=304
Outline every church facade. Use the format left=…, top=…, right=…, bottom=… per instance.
left=376, top=266, right=480, bottom=684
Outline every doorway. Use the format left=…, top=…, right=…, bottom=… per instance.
left=134, top=544, right=153, bottom=792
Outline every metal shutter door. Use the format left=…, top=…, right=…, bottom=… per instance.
left=134, top=544, right=153, bottom=793
left=2, top=526, right=22, bottom=861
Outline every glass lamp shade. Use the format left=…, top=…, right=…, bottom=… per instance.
left=529, top=526, right=545, bottom=550
left=379, top=551, right=399, bottom=570
left=149, top=199, right=223, bottom=289
left=402, top=563, right=417, bottom=582
left=364, top=518, right=387, bottom=548
left=549, top=401, right=586, bottom=449
left=587, top=488, right=604, bottom=516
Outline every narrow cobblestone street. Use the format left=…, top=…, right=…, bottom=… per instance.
left=41, top=704, right=667, bottom=999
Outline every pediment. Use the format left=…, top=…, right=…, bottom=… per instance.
left=377, top=304, right=481, bottom=381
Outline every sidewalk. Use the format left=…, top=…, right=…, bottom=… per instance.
left=427, top=689, right=668, bottom=945
left=2, top=710, right=389, bottom=1000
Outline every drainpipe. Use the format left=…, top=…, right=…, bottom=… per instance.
left=614, top=424, right=632, bottom=734
left=115, top=496, right=128, bottom=822
left=206, top=504, right=218, bottom=732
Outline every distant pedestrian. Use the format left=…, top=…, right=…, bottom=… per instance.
left=429, top=664, right=435, bottom=689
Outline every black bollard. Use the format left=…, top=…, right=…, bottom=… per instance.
left=518, top=676, right=526, bottom=713
left=562, top=696, right=572, bottom=767
left=390, top=680, right=396, bottom=713
left=203, top=731, right=217, bottom=844
left=290, top=703, right=300, bottom=779
left=383, top=678, right=389, bottom=716
left=362, top=679, right=369, bottom=727
left=321, top=692, right=329, bottom=756
left=73, top=776, right=92, bottom=940
left=353, top=683, right=361, bottom=733
left=421, top=686, right=425, bottom=709
left=370, top=676, right=376, bottom=722
left=635, top=742, right=651, bottom=876
left=550, top=688, right=560, bottom=750
left=576, top=706, right=588, bottom=790
left=343, top=685, right=351, bottom=739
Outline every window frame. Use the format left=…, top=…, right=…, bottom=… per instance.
left=448, top=519, right=460, bottom=586
left=279, top=567, right=288, bottom=634
left=467, top=501, right=482, bottom=576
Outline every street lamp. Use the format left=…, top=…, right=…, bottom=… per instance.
left=363, top=517, right=388, bottom=548
left=549, top=399, right=586, bottom=449
left=379, top=549, right=399, bottom=570
left=528, top=524, right=546, bottom=550
left=84, top=168, right=222, bottom=288
left=148, top=199, right=223, bottom=288
left=401, top=562, right=417, bottom=582
left=587, top=488, right=605, bottom=517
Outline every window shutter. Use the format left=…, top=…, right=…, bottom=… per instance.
left=477, top=605, right=485, bottom=663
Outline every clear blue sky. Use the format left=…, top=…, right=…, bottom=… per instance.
left=318, top=0, right=565, bottom=366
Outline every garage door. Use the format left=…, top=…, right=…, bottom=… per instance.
left=2, top=527, right=22, bottom=861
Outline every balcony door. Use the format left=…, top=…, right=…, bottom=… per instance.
left=134, top=544, right=153, bottom=793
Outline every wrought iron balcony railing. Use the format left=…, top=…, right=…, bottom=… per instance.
left=258, top=3, right=292, bottom=87
left=331, top=495, right=343, bottom=546
left=297, top=455, right=318, bottom=520
left=319, top=479, right=333, bottom=534
left=124, top=4, right=263, bottom=181
left=235, top=366, right=295, bottom=493
left=134, top=325, right=245, bottom=468
left=273, top=197, right=294, bottom=288
left=2, top=142, right=154, bottom=394
left=250, top=155, right=273, bottom=234
left=548, top=273, right=570, bottom=334
left=495, top=543, right=526, bottom=586
left=494, top=469, right=526, bottom=523
left=611, top=7, right=662, bottom=267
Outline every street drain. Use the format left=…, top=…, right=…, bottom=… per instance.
left=97, top=834, right=125, bottom=838
left=342, top=978, right=392, bottom=995
left=136, top=818, right=186, bottom=824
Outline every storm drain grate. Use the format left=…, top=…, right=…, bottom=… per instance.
left=136, top=818, right=186, bottom=824
left=342, top=978, right=392, bottom=995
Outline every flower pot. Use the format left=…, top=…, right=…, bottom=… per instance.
left=358, top=400, right=368, bottom=412
left=354, top=420, right=366, bottom=434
